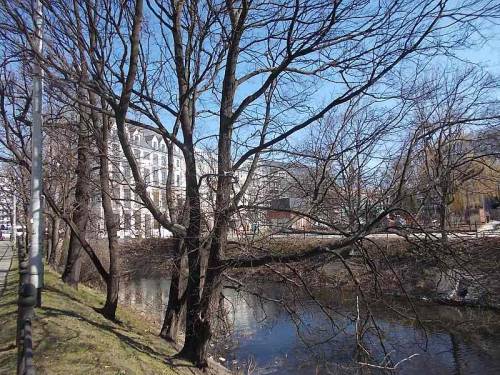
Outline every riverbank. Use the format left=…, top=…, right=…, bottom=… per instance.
left=67, top=235, right=500, bottom=373
left=224, top=235, right=500, bottom=309
left=75, top=235, right=500, bottom=311
left=0, top=258, right=228, bottom=374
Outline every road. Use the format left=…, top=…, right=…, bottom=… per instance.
left=236, top=230, right=500, bottom=241
left=0, top=241, right=13, bottom=298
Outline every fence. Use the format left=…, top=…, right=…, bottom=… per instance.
left=16, top=238, right=36, bottom=375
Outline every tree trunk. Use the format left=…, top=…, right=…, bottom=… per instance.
left=160, top=238, right=186, bottom=341
left=177, top=236, right=205, bottom=365
left=62, top=235, right=84, bottom=286
left=102, top=267, right=119, bottom=320
left=98, top=109, right=120, bottom=321
left=57, top=224, right=71, bottom=268
left=184, top=252, right=223, bottom=367
left=62, top=119, right=92, bottom=287
left=179, top=112, right=234, bottom=367
left=440, top=183, right=449, bottom=247
left=101, top=227, right=119, bottom=320
left=48, top=215, right=60, bottom=266
left=45, top=217, right=53, bottom=262
left=177, top=151, right=206, bottom=366
left=178, top=17, right=245, bottom=362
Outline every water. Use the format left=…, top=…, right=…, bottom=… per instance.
left=119, top=277, right=500, bottom=374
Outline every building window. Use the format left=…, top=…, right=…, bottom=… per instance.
left=162, top=156, right=167, bottom=166
left=113, top=213, right=120, bottom=229
left=144, top=169, right=150, bottom=184
left=124, top=188, right=131, bottom=207
left=161, top=170, right=166, bottom=184
left=111, top=166, right=120, bottom=181
left=153, top=190, right=160, bottom=205
left=134, top=212, right=141, bottom=234
left=144, top=214, right=151, bottom=237
left=161, top=191, right=168, bottom=209
left=176, top=174, right=180, bottom=186
left=113, top=187, right=121, bottom=209
left=123, top=163, right=131, bottom=178
left=153, top=154, right=158, bottom=165
left=124, top=212, right=131, bottom=232
left=153, top=170, right=159, bottom=184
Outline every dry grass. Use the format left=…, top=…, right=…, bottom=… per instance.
left=0, top=257, right=225, bottom=375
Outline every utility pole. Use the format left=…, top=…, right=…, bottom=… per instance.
left=30, top=0, right=44, bottom=307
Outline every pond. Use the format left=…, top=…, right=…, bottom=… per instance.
left=119, top=277, right=500, bottom=374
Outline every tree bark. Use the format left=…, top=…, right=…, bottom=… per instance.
left=48, top=215, right=60, bottom=266
left=440, top=182, right=449, bottom=247
left=62, top=119, right=92, bottom=287
left=98, top=112, right=121, bottom=320
left=177, top=152, right=205, bottom=366
left=160, top=237, right=186, bottom=341
left=45, top=216, right=53, bottom=262
left=178, top=3, right=248, bottom=364
left=56, top=224, right=70, bottom=268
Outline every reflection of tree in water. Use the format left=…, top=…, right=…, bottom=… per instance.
left=222, top=284, right=500, bottom=374
left=450, top=333, right=462, bottom=375
left=119, top=277, right=172, bottom=322
left=118, top=276, right=500, bottom=374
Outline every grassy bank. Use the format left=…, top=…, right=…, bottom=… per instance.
left=0, top=258, right=224, bottom=375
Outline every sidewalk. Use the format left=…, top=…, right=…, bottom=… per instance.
left=0, top=240, right=13, bottom=298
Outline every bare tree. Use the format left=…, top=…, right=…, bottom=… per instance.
left=409, top=68, right=500, bottom=243
left=3, top=0, right=500, bottom=368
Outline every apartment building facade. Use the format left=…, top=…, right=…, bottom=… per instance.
left=90, top=125, right=304, bottom=239
left=89, top=126, right=186, bottom=239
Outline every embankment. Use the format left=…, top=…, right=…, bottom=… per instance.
left=0, top=257, right=227, bottom=374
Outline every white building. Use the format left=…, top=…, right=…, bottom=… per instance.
left=90, top=125, right=186, bottom=239
left=90, top=125, right=297, bottom=239
left=0, top=175, right=12, bottom=233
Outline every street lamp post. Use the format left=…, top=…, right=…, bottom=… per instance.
left=30, top=0, right=44, bottom=307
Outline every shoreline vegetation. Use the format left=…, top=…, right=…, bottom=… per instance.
left=2, top=236, right=499, bottom=373
left=0, top=256, right=228, bottom=375
left=77, top=236, right=500, bottom=310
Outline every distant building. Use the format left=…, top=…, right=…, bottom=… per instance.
left=266, top=197, right=311, bottom=231
left=90, top=125, right=317, bottom=239
left=0, top=174, right=13, bottom=234
left=90, top=125, right=186, bottom=239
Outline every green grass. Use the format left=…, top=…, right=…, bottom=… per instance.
left=0, top=253, right=17, bottom=374
left=0, top=257, right=212, bottom=375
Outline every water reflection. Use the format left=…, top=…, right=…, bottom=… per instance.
left=119, top=277, right=500, bottom=374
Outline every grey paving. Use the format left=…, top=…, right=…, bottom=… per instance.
left=0, top=241, right=13, bottom=298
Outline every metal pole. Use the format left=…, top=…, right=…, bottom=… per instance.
left=30, top=0, right=44, bottom=307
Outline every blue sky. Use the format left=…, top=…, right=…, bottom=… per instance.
left=458, top=22, right=500, bottom=75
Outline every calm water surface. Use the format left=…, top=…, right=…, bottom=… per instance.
left=119, top=277, right=500, bottom=374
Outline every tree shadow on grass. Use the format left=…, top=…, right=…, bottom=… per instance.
left=40, top=306, right=201, bottom=373
left=0, top=295, right=17, bottom=309
left=0, top=300, right=17, bottom=310
left=92, top=307, right=123, bottom=325
left=43, top=285, right=85, bottom=305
